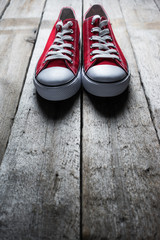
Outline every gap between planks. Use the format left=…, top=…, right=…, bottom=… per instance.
left=154, top=0, right=160, bottom=11
left=80, top=0, right=84, bottom=238
left=0, top=0, right=11, bottom=19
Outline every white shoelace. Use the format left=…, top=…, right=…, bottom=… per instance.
left=44, top=20, right=74, bottom=63
left=90, top=15, right=120, bottom=62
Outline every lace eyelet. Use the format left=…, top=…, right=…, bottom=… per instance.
left=72, top=46, right=74, bottom=50
left=71, top=38, right=74, bottom=41
left=90, top=58, right=93, bottom=62
left=89, top=37, right=93, bottom=41
left=90, top=45, right=92, bottom=49
left=90, top=53, right=92, bottom=56
left=70, top=21, right=73, bottom=26
left=91, top=29, right=93, bottom=33
left=70, top=60, right=73, bottom=64
left=70, top=29, right=74, bottom=34
left=91, top=22, right=94, bottom=25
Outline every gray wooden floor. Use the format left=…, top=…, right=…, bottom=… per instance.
left=0, top=0, right=160, bottom=239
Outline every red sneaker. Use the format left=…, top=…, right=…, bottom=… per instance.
left=82, top=5, right=130, bottom=97
left=34, top=7, right=81, bottom=101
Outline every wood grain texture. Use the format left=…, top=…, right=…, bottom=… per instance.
left=82, top=0, right=160, bottom=239
left=0, top=0, right=10, bottom=18
left=0, top=0, right=45, bottom=163
left=0, top=0, right=81, bottom=239
left=119, top=0, right=160, bottom=140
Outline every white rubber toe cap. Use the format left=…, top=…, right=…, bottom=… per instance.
left=86, top=65, right=127, bottom=83
left=37, top=67, right=74, bottom=86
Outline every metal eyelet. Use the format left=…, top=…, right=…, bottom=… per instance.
left=89, top=37, right=93, bottom=40
left=91, top=29, right=93, bottom=33
left=70, top=60, right=73, bottom=64
left=90, top=52, right=92, bottom=56
left=71, top=45, right=74, bottom=50
left=71, top=38, right=74, bottom=41
left=90, top=58, right=93, bottom=61
left=91, top=22, right=94, bottom=25
left=70, top=29, right=74, bottom=34
left=70, top=21, right=73, bottom=26
left=90, top=45, right=92, bottom=49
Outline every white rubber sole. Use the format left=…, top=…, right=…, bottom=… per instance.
left=82, top=67, right=130, bottom=97
left=34, top=70, right=81, bottom=101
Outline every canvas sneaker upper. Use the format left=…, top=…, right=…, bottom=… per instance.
left=35, top=7, right=80, bottom=86
left=83, top=4, right=129, bottom=83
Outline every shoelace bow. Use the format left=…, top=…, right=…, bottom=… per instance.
left=44, top=20, right=74, bottom=64
left=90, top=15, right=120, bottom=62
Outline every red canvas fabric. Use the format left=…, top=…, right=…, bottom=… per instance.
left=36, top=14, right=80, bottom=76
left=83, top=12, right=128, bottom=73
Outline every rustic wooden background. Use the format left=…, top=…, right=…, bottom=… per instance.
left=0, top=0, right=160, bottom=239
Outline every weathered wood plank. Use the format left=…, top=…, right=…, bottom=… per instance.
left=0, top=0, right=81, bottom=239
left=119, top=0, right=160, bottom=140
left=0, top=0, right=10, bottom=18
left=0, top=0, right=46, bottom=163
left=82, top=0, right=160, bottom=239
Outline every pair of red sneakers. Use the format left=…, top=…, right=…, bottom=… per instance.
left=34, top=5, right=130, bottom=101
